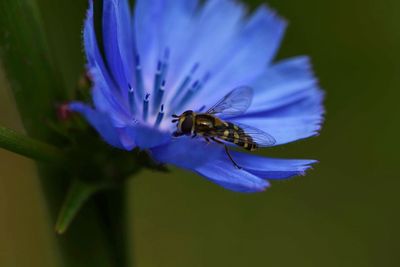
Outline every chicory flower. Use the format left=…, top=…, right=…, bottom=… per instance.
left=70, top=0, right=324, bottom=193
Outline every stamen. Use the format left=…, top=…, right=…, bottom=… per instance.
left=152, top=60, right=162, bottom=99
left=161, top=48, right=170, bottom=82
left=143, top=93, right=150, bottom=121
left=154, top=104, right=164, bottom=127
left=135, top=54, right=144, bottom=99
left=203, top=72, right=211, bottom=83
left=198, top=105, right=206, bottom=112
left=153, top=80, right=165, bottom=114
left=173, top=63, right=199, bottom=100
left=176, top=80, right=200, bottom=108
left=128, top=84, right=135, bottom=114
left=173, top=70, right=210, bottom=112
left=152, top=50, right=169, bottom=113
left=191, top=63, right=200, bottom=74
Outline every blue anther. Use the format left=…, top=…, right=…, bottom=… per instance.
left=178, top=81, right=199, bottom=109
left=164, top=47, right=170, bottom=61
left=161, top=62, right=168, bottom=83
left=175, top=76, right=191, bottom=98
left=177, top=73, right=208, bottom=110
left=154, top=104, right=165, bottom=127
left=152, top=60, right=163, bottom=102
left=178, top=73, right=208, bottom=108
left=135, top=54, right=144, bottom=99
left=128, top=84, right=135, bottom=114
left=143, top=93, right=150, bottom=121
left=173, top=63, right=200, bottom=101
left=153, top=80, right=165, bottom=113
left=191, top=62, right=199, bottom=74
left=161, top=48, right=170, bottom=81
left=198, top=105, right=206, bottom=112
left=192, top=80, right=200, bottom=89
left=176, top=80, right=200, bottom=109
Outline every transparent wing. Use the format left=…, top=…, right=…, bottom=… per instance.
left=237, top=123, right=276, bottom=147
left=215, top=122, right=276, bottom=148
left=206, top=86, right=253, bottom=116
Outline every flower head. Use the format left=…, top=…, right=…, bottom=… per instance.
left=70, top=0, right=324, bottom=193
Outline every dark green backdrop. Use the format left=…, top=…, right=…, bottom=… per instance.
left=0, top=0, right=399, bottom=266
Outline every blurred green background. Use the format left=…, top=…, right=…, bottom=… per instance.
left=1, top=0, right=399, bottom=266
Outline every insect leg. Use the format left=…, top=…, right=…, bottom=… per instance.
left=172, top=131, right=182, bottom=137
left=210, top=137, right=223, bottom=144
left=209, top=137, right=240, bottom=168
left=224, top=144, right=241, bottom=169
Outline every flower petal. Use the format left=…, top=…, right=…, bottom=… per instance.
left=150, top=138, right=269, bottom=193
left=83, top=0, right=111, bottom=87
left=230, top=57, right=324, bottom=145
left=246, top=56, right=321, bottom=115
left=233, top=115, right=323, bottom=145
left=194, top=159, right=270, bottom=193
left=173, top=0, right=245, bottom=75
left=123, top=123, right=171, bottom=149
left=69, top=102, right=134, bottom=150
left=150, top=0, right=198, bottom=73
left=133, top=0, right=165, bottom=88
left=103, top=0, right=134, bottom=94
left=163, top=0, right=246, bottom=104
left=134, top=0, right=199, bottom=98
left=187, top=4, right=287, bottom=110
left=90, top=67, right=132, bottom=127
left=230, top=152, right=317, bottom=179
left=150, top=137, right=224, bottom=169
left=83, top=0, right=130, bottom=125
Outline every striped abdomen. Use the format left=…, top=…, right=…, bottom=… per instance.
left=218, top=122, right=258, bottom=151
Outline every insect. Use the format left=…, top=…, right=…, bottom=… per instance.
left=171, top=86, right=276, bottom=169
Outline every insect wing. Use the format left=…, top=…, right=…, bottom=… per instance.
left=215, top=122, right=276, bottom=147
left=206, top=86, right=253, bottom=117
left=237, top=123, right=276, bottom=147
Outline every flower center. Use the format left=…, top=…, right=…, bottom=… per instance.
left=132, top=48, right=210, bottom=131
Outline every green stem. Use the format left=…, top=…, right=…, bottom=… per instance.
left=0, top=125, right=66, bottom=163
left=97, top=187, right=129, bottom=267
left=0, top=0, right=130, bottom=266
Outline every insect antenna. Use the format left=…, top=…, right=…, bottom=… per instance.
left=171, top=114, right=179, bottom=123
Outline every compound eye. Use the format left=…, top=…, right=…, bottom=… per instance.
left=181, top=116, right=193, bottom=133
left=183, top=110, right=193, bottom=116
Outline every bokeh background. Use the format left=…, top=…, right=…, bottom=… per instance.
left=1, top=0, right=399, bottom=266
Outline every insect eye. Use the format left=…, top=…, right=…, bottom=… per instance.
left=181, top=116, right=193, bottom=133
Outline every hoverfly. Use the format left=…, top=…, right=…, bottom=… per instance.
left=172, top=86, right=276, bottom=169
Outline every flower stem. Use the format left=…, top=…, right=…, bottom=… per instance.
left=97, top=186, right=130, bottom=267
left=0, top=1, right=133, bottom=266
left=0, top=125, right=67, bottom=163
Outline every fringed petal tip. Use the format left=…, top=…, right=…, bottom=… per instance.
left=255, top=3, right=288, bottom=30
left=229, top=152, right=319, bottom=180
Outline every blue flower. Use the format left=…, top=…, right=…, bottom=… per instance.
left=70, top=0, right=324, bottom=193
